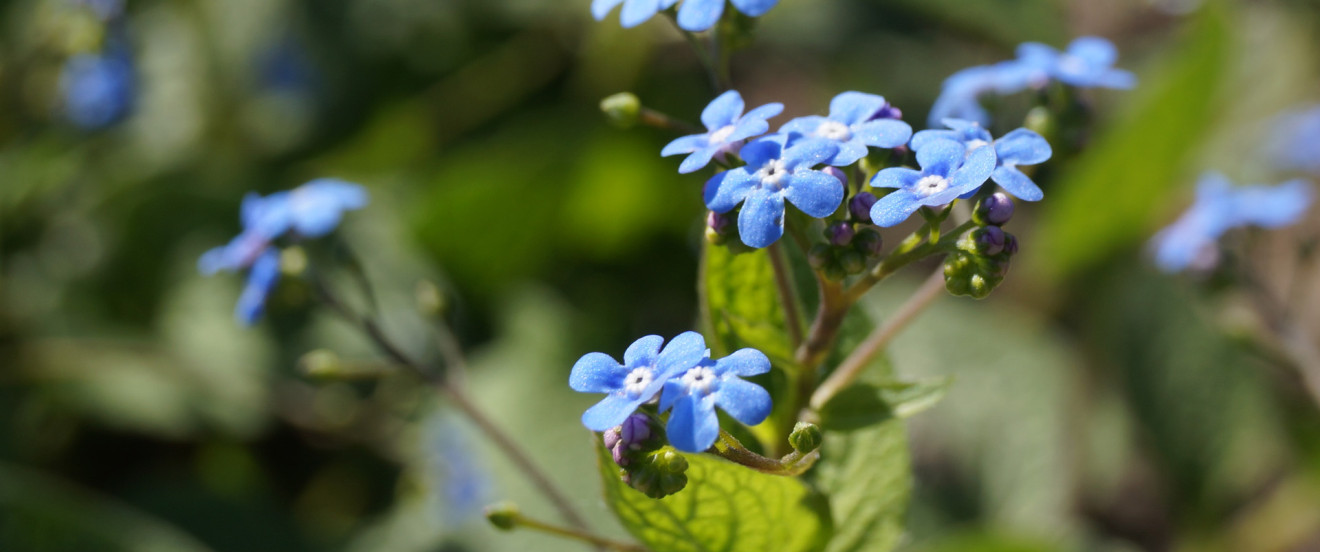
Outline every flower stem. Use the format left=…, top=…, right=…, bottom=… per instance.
left=768, top=242, right=805, bottom=351
left=504, top=511, right=650, bottom=552
left=810, top=268, right=946, bottom=410
left=710, top=430, right=819, bottom=476
left=308, top=273, right=592, bottom=534
left=637, top=107, right=702, bottom=134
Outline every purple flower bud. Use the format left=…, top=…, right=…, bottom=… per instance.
left=619, top=413, right=650, bottom=445
left=612, top=441, right=629, bottom=467
left=974, top=193, right=1015, bottom=226
left=603, top=428, right=622, bottom=451
left=975, top=226, right=1006, bottom=256
left=826, top=222, right=855, bottom=246
left=1004, top=233, right=1019, bottom=256
left=822, top=167, right=848, bottom=188
left=850, top=192, right=877, bottom=223
left=853, top=228, right=883, bottom=257
left=870, top=104, right=903, bottom=121
left=707, top=210, right=732, bottom=235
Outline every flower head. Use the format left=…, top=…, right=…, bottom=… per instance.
left=869, top=139, right=997, bottom=227
left=1018, top=36, right=1137, bottom=90
left=779, top=91, right=912, bottom=166
left=570, top=332, right=708, bottom=431
left=591, top=0, right=679, bottom=29
left=1150, top=172, right=1314, bottom=272
left=60, top=48, right=134, bottom=130
left=663, top=90, right=783, bottom=174
left=703, top=137, right=841, bottom=247
left=912, top=119, right=1052, bottom=201
left=659, top=348, right=772, bottom=453
left=591, top=0, right=779, bottom=31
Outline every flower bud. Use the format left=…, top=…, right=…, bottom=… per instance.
left=484, top=502, right=520, bottom=531
left=788, top=422, right=823, bottom=453
left=600, top=92, right=641, bottom=128
left=1003, top=232, right=1019, bottom=256
left=973, top=193, right=1014, bottom=226
left=850, top=192, right=877, bottom=223
left=869, top=103, right=903, bottom=121
left=626, top=448, right=690, bottom=499
left=853, top=227, right=883, bottom=257
left=823, top=167, right=848, bottom=188
left=619, top=413, right=651, bottom=445
left=298, top=349, right=341, bottom=378
left=706, top=210, right=734, bottom=245
left=603, top=427, right=622, bottom=451
left=415, top=279, right=448, bottom=317
left=612, top=441, right=630, bottom=466
left=839, top=251, right=866, bottom=275
left=826, top=222, right=855, bottom=246
left=970, top=226, right=1006, bottom=256
left=808, top=244, right=832, bottom=270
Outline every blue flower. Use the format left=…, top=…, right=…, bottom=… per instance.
left=281, top=178, right=371, bottom=238
left=659, top=348, right=772, bottom=453
left=1264, top=105, right=1320, bottom=174
left=663, top=90, right=783, bottom=174
left=570, top=332, right=708, bottom=431
left=235, top=249, right=282, bottom=325
left=591, top=0, right=679, bottom=29
left=1150, top=173, right=1314, bottom=272
left=703, top=137, right=841, bottom=248
left=869, top=139, right=997, bottom=227
left=1018, top=36, right=1137, bottom=90
left=912, top=119, right=1052, bottom=201
left=60, top=48, right=134, bottom=130
left=778, top=91, right=912, bottom=166
left=422, top=414, right=491, bottom=527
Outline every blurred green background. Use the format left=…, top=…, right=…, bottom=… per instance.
left=3, top=0, right=1320, bottom=551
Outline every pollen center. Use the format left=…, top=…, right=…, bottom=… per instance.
left=708, top=125, right=737, bottom=144
left=965, top=139, right=989, bottom=151
left=758, top=159, right=790, bottom=189
left=816, top=120, right=852, bottom=141
left=623, top=367, right=654, bottom=396
left=915, top=175, right=950, bottom=197
left=681, top=366, right=718, bottom=394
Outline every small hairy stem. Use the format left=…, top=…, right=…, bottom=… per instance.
left=810, top=268, right=946, bottom=410
left=710, top=430, right=819, bottom=476
left=844, top=220, right=973, bottom=303
left=637, top=107, right=702, bottom=134
left=768, top=242, right=805, bottom=350
left=795, top=278, right=848, bottom=373
left=505, top=512, right=650, bottom=552
left=309, top=274, right=592, bottom=534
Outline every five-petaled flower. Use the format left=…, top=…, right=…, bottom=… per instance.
left=1150, top=172, right=1314, bottom=273
left=569, top=332, right=709, bottom=431
left=912, top=119, right=1052, bottom=202
left=659, top=349, right=772, bottom=453
left=591, top=0, right=780, bottom=32
left=703, top=137, right=842, bottom=248
left=663, top=90, right=783, bottom=174
left=779, top=91, right=912, bottom=166
left=869, top=139, right=997, bottom=227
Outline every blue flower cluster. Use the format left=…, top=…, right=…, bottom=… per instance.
left=569, top=332, right=772, bottom=453
left=592, top=0, right=779, bottom=32
left=199, top=179, right=369, bottom=325
left=1150, top=172, right=1314, bottom=273
left=929, top=36, right=1135, bottom=127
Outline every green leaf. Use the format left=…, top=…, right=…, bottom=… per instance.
left=597, top=445, right=832, bottom=552
left=813, top=420, right=911, bottom=552
left=818, top=378, right=953, bottom=432
left=1030, top=6, right=1232, bottom=282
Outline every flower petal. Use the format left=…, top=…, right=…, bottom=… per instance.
left=870, top=167, right=922, bottom=190
left=662, top=133, right=709, bottom=156
left=570, top=352, right=627, bottom=393
left=657, top=331, right=708, bottom=377
left=1068, top=36, right=1117, bottom=68
left=729, top=103, right=782, bottom=141
left=713, top=348, right=771, bottom=376
left=623, top=335, right=664, bottom=366
left=677, top=0, right=725, bottom=32
left=994, top=128, right=1052, bottom=166
left=948, top=143, right=997, bottom=191
left=620, top=0, right=662, bottom=27
left=235, top=249, right=281, bottom=326
left=827, top=140, right=868, bottom=166
left=678, top=146, right=719, bottom=174
left=739, top=138, right=782, bottom=169
left=779, top=115, right=827, bottom=136
left=704, top=169, right=758, bottom=213
left=582, top=394, right=642, bottom=431
left=853, top=119, right=912, bottom=149
left=782, top=138, right=838, bottom=170
left=909, top=129, right=959, bottom=152
left=784, top=170, right=844, bottom=218
left=829, top=91, right=886, bottom=126
left=990, top=166, right=1043, bottom=202
left=591, top=0, right=626, bottom=20
left=701, top=89, right=744, bottom=130
left=737, top=186, right=787, bottom=248
left=714, top=377, right=772, bottom=426
left=1095, top=69, right=1137, bottom=90
left=869, top=190, right=926, bottom=227
left=1235, top=180, right=1314, bottom=228
left=666, top=393, right=720, bottom=452
left=730, top=0, right=779, bottom=17
left=915, top=139, right=966, bottom=177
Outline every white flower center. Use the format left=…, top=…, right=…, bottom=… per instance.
left=681, top=366, right=718, bottom=395
left=816, top=120, right=852, bottom=141
left=966, top=139, right=989, bottom=151
left=708, top=125, right=737, bottom=144
left=623, top=367, right=654, bottom=396
left=757, top=159, right=791, bottom=190
left=915, top=175, right=950, bottom=197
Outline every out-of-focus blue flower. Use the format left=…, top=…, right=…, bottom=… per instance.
left=281, top=179, right=371, bottom=238
left=422, top=414, right=492, bottom=527
left=235, top=249, right=282, bottom=326
left=659, top=349, right=771, bottom=453
left=591, top=0, right=780, bottom=31
left=912, top=119, right=1052, bottom=201
left=60, top=47, right=134, bottom=129
left=927, top=36, right=1134, bottom=127
left=569, top=332, right=708, bottom=431
left=1264, top=105, right=1320, bottom=174
left=1150, top=172, right=1314, bottom=272
left=869, top=139, right=997, bottom=227
left=703, top=138, right=841, bottom=248
left=663, top=90, right=783, bottom=174
left=779, top=91, right=912, bottom=166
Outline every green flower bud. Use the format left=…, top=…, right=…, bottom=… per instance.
left=415, top=279, right=447, bottom=317
left=600, top=92, right=641, bottom=128
left=788, top=422, right=823, bottom=453
left=298, top=349, right=341, bottom=378
left=484, top=502, right=520, bottom=531
left=839, top=251, right=866, bottom=275
left=808, top=243, right=832, bottom=270
left=624, top=447, right=689, bottom=499
left=943, top=250, right=1008, bottom=299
